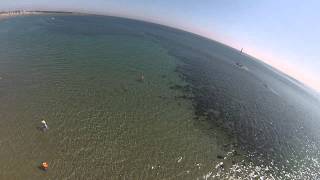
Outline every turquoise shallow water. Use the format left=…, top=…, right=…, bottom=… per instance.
left=0, top=15, right=236, bottom=179
left=1, top=14, right=320, bottom=179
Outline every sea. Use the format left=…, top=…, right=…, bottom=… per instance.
left=0, top=14, right=320, bottom=179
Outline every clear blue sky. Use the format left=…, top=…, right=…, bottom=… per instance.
left=1, top=0, right=320, bottom=91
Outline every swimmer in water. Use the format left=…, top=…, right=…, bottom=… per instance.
left=40, top=161, right=49, bottom=171
left=140, top=73, right=144, bottom=82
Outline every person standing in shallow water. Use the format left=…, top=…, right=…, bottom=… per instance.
left=41, top=120, right=48, bottom=131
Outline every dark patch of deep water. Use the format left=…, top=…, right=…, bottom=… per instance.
left=123, top=15, right=320, bottom=178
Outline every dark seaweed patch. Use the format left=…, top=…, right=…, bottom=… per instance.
left=165, top=43, right=320, bottom=174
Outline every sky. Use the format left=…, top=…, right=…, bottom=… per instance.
left=1, top=0, right=320, bottom=92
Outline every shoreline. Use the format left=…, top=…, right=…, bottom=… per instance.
left=0, top=10, right=79, bottom=21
